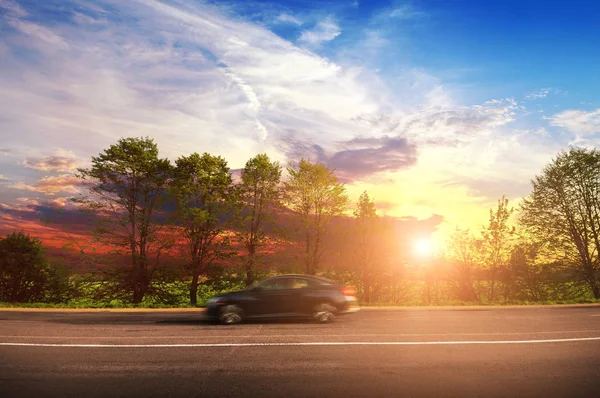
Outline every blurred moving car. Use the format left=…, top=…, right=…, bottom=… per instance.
left=206, top=274, right=359, bottom=325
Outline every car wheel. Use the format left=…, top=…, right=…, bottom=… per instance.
left=219, top=305, right=244, bottom=325
left=313, top=303, right=336, bottom=323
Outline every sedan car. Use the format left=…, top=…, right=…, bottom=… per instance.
left=206, top=274, right=359, bottom=325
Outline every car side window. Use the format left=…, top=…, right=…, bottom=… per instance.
left=260, top=279, right=289, bottom=290
left=290, top=278, right=310, bottom=289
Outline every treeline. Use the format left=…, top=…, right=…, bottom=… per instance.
left=1, top=138, right=600, bottom=306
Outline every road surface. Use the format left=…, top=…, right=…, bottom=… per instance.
left=1, top=306, right=600, bottom=397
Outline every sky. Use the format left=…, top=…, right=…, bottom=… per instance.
left=1, top=0, right=600, bottom=250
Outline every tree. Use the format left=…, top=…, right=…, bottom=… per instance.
left=75, top=137, right=172, bottom=304
left=0, top=232, right=71, bottom=303
left=520, top=147, right=600, bottom=299
left=352, top=191, right=379, bottom=303
left=172, top=152, right=233, bottom=305
left=284, top=159, right=349, bottom=275
left=508, top=240, right=547, bottom=301
left=235, top=154, right=282, bottom=286
left=481, top=196, right=514, bottom=302
left=446, top=227, right=481, bottom=302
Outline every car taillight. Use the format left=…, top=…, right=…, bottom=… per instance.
left=341, top=286, right=355, bottom=297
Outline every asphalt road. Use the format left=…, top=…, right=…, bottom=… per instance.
left=1, top=306, right=600, bottom=398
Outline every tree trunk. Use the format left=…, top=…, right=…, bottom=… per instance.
left=363, top=278, right=371, bottom=304
left=591, top=280, right=600, bottom=299
left=245, top=257, right=255, bottom=287
left=190, top=272, right=199, bottom=306
left=489, top=268, right=497, bottom=302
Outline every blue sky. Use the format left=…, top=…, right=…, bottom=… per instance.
left=1, top=0, right=600, bottom=241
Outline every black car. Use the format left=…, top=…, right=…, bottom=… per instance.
left=206, top=274, right=359, bottom=325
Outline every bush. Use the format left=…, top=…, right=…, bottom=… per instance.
left=0, top=232, right=72, bottom=303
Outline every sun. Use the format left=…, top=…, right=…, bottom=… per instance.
left=414, top=238, right=434, bottom=258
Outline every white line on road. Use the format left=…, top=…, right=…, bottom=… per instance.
left=2, top=337, right=600, bottom=348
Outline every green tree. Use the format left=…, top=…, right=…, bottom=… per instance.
left=284, top=159, right=349, bottom=275
left=481, top=196, right=514, bottom=302
left=172, top=152, right=233, bottom=305
left=520, top=147, right=600, bottom=299
left=508, top=239, right=547, bottom=301
left=0, top=232, right=71, bottom=303
left=235, top=154, right=282, bottom=286
left=75, top=137, right=173, bottom=304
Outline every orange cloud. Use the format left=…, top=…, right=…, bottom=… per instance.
left=11, top=174, right=80, bottom=195
left=21, top=155, right=80, bottom=172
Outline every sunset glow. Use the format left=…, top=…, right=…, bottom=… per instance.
left=414, top=239, right=434, bottom=258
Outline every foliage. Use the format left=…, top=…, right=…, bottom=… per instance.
left=284, top=159, right=349, bottom=275
left=171, top=152, right=234, bottom=305
left=520, top=147, right=600, bottom=298
left=0, top=232, right=72, bottom=303
left=351, top=191, right=388, bottom=303
left=446, top=227, right=481, bottom=302
left=234, top=153, right=282, bottom=286
left=480, top=196, right=515, bottom=301
left=74, top=137, right=173, bottom=304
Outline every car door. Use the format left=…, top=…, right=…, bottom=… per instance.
left=280, top=277, right=315, bottom=315
left=253, top=277, right=291, bottom=316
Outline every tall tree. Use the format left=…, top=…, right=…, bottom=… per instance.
left=172, top=152, right=232, bottom=305
left=284, top=159, right=349, bottom=275
left=235, top=154, right=282, bottom=286
left=520, top=147, right=600, bottom=299
left=353, top=191, right=379, bottom=303
left=481, top=196, right=514, bottom=302
left=76, top=137, right=172, bottom=304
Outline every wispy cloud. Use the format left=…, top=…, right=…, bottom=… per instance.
left=525, top=88, right=551, bottom=100
left=549, top=108, right=600, bottom=138
left=274, top=13, right=303, bottom=26
left=21, top=155, right=80, bottom=172
left=298, top=16, right=341, bottom=47
left=388, top=5, right=428, bottom=19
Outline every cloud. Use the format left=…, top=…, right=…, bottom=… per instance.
left=11, top=174, right=81, bottom=195
left=388, top=5, right=428, bottom=19
left=280, top=134, right=417, bottom=182
left=0, top=0, right=381, bottom=168
left=274, top=13, right=303, bottom=26
left=0, top=148, right=16, bottom=156
left=0, top=174, right=8, bottom=182
left=298, top=16, right=341, bottom=47
left=525, top=88, right=551, bottom=100
left=0, top=0, right=27, bottom=18
left=549, top=109, right=600, bottom=137
left=21, top=155, right=80, bottom=172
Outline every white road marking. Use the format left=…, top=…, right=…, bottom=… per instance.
left=1, top=337, right=600, bottom=348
